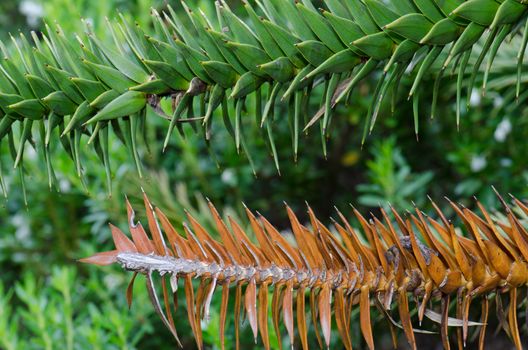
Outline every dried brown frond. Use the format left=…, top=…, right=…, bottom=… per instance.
left=81, top=192, right=528, bottom=350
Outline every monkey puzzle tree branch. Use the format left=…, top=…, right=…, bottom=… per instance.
left=82, top=191, right=528, bottom=350
left=1, top=0, right=528, bottom=193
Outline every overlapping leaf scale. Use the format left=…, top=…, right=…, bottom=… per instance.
left=83, top=191, right=528, bottom=350
left=0, top=0, right=527, bottom=191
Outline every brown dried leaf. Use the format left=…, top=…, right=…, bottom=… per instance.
left=398, top=289, right=416, bottom=350
left=126, top=198, right=154, bottom=254
left=146, top=271, right=183, bottom=348
left=234, top=283, right=242, bottom=350
left=219, top=282, right=230, bottom=350
left=318, top=284, right=332, bottom=349
left=142, top=192, right=167, bottom=255
left=478, top=296, right=489, bottom=350
left=360, top=286, right=375, bottom=350
left=109, top=224, right=137, bottom=253
left=155, top=207, right=192, bottom=259
left=476, top=200, right=519, bottom=260
left=283, top=281, right=295, bottom=348
left=258, top=282, right=270, bottom=350
left=244, top=279, right=258, bottom=343
left=184, top=275, right=202, bottom=350
left=78, top=250, right=118, bottom=266
left=296, top=287, right=309, bottom=350
left=161, top=275, right=179, bottom=346
left=271, top=284, right=283, bottom=350
left=334, top=288, right=352, bottom=350
left=260, top=214, right=303, bottom=269
left=245, top=206, right=282, bottom=265
left=508, top=288, right=522, bottom=350
left=210, top=201, right=247, bottom=265
left=310, top=288, right=323, bottom=350
left=126, top=272, right=138, bottom=309
left=187, top=211, right=229, bottom=264
left=440, top=295, right=451, bottom=350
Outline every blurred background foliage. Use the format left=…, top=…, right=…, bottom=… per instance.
left=0, top=0, right=527, bottom=349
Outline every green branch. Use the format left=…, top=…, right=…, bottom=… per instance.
left=0, top=0, right=527, bottom=193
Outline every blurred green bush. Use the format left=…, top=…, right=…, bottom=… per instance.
left=0, top=0, right=527, bottom=349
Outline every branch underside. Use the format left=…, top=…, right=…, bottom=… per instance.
left=117, top=252, right=360, bottom=291
left=82, top=191, right=528, bottom=350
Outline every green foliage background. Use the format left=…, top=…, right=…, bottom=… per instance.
left=0, top=0, right=526, bottom=349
